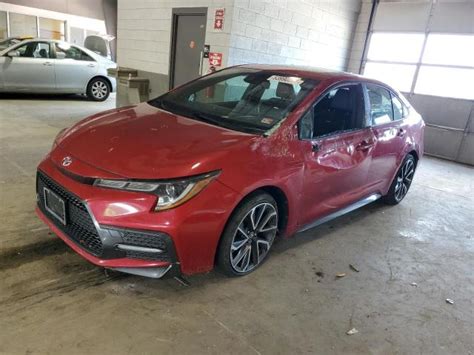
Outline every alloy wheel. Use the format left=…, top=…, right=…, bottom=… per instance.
left=91, top=81, right=108, bottom=99
left=394, top=158, right=415, bottom=202
left=230, top=202, right=278, bottom=273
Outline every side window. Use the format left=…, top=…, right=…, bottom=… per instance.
left=13, top=42, right=50, bottom=58
left=367, top=84, right=397, bottom=125
left=32, top=42, right=51, bottom=58
left=391, top=94, right=405, bottom=120
left=312, top=85, right=362, bottom=137
left=14, top=42, right=30, bottom=57
left=55, top=43, right=93, bottom=61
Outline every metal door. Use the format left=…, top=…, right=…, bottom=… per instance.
left=170, top=8, right=207, bottom=88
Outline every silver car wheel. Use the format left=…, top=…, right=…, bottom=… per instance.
left=230, top=202, right=278, bottom=273
left=91, top=80, right=108, bottom=99
left=394, top=158, right=415, bottom=202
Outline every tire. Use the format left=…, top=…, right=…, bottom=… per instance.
left=383, top=154, right=416, bottom=205
left=217, top=192, right=279, bottom=277
left=87, top=77, right=110, bottom=101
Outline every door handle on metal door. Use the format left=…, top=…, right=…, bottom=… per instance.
left=87, top=63, right=96, bottom=68
left=43, top=62, right=53, bottom=66
left=356, top=140, right=374, bottom=151
left=397, top=128, right=406, bottom=137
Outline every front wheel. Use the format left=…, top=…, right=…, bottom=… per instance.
left=87, top=78, right=110, bottom=101
left=217, top=192, right=279, bottom=277
left=383, top=154, right=416, bottom=205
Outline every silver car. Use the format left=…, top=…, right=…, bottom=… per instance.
left=0, top=39, right=117, bottom=101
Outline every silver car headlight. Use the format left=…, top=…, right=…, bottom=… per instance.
left=94, top=171, right=220, bottom=211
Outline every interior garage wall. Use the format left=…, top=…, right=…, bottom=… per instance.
left=117, top=0, right=234, bottom=98
left=0, top=0, right=117, bottom=58
left=116, top=0, right=362, bottom=99
left=347, top=0, right=474, bottom=165
left=1, top=0, right=111, bottom=20
left=228, top=0, right=361, bottom=69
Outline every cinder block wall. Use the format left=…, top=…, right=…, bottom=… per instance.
left=229, top=0, right=361, bottom=70
left=116, top=0, right=362, bottom=100
left=117, top=0, right=234, bottom=99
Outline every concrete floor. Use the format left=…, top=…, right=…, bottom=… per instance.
left=0, top=94, right=473, bottom=354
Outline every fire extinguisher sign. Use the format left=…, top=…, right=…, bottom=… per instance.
left=209, top=52, right=223, bottom=67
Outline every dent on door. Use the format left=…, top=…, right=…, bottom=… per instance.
left=314, top=130, right=374, bottom=171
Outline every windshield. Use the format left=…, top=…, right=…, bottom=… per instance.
left=149, top=68, right=319, bottom=134
left=0, top=38, right=19, bottom=47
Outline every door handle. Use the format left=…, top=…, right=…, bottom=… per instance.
left=87, top=63, right=96, bottom=67
left=43, top=61, right=53, bottom=66
left=397, top=128, right=406, bottom=137
left=356, top=140, right=375, bottom=151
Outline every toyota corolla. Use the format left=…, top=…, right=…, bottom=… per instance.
left=36, top=65, right=424, bottom=278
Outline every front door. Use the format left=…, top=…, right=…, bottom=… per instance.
left=2, top=41, right=56, bottom=92
left=170, top=8, right=207, bottom=88
left=298, top=84, right=375, bottom=227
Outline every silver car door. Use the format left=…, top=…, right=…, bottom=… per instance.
left=53, top=43, right=98, bottom=93
left=2, top=41, right=56, bottom=92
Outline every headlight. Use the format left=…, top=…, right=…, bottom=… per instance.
left=94, top=171, right=220, bottom=211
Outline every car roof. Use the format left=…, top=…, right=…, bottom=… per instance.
left=236, top=63, right=385, bottom=85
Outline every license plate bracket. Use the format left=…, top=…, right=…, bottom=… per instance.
left=43, top=187, right=67, bottom=225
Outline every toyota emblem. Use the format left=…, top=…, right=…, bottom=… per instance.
left=62, top=156, right=73, bottom=167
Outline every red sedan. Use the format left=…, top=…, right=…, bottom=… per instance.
left=36, top=65, right=424, bottom=278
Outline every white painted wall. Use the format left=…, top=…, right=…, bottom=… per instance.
left=116, top=0, right=362, bottom=79
left=117, top=0, right=234, bottom=76
left=228, top=0, right=361, bottom=70
left=0, top=2, right=107, bottom=39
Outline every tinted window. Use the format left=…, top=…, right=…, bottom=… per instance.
left=13, top=41, right=50, bottom=58
left=299, top=85, right=364, bottom=139
left=151, top=69, right=319, bottom=134
left=55, top=43, right=93, bottom=61
left=367, top=84, right=393, bottom=125
left=313, top=85, right=363, bottom=137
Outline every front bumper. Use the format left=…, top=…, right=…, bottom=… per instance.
left=35, top=154, right=239, bottom=276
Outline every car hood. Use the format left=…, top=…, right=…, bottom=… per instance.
left=54, top=103, right=256, bottom=179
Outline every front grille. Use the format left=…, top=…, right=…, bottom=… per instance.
left=37, top=171, right=103, bottom=256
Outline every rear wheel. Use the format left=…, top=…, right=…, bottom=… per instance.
left=217, top=192, right=279, bottom=277
left=87, top=77, right=110, bottom=101
left=383, top=154, right=416, bottom=205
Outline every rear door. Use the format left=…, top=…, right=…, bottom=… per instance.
left=298, top=83, right=375, bottom=226
left=53, top=43, right=98, bottom=93
left=2, top=41, right=56, bottom=92
left=364, top=84, right=410, bottom=192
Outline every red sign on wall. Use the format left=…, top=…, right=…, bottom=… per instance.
left=209, top=52, right=223, bottom=67
left=214, top=8, right=225, bottom=31
left=214, top=18, right=224, bottom=30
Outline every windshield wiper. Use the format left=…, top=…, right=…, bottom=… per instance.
left=191, top=111, right=224, bottom=126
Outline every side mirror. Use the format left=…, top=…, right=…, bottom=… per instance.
left=56, top=52, right=66, bottom=59
left=7, top=50, right=19, bottom=58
